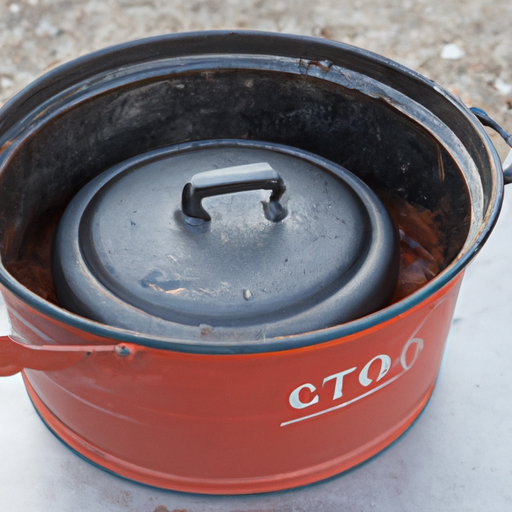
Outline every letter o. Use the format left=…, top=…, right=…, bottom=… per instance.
left=401, top=337, right=424, bottom=370
left=359, top=355, right=391, bottom=387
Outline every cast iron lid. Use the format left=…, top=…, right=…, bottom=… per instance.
left=52, top=139, right=399, bottom=342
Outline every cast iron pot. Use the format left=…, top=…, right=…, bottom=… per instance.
left=0, top=31, right=511, bottom=494
left=51, top=138, right=400, bottom=340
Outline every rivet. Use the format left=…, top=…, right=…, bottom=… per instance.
left=115, top=344, right=131, bottom=357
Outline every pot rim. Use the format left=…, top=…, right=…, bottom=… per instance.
left=0, top=30, right=504, bottom=354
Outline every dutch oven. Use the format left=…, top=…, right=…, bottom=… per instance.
left=0, top=31, right=511, bottom=494
left=52, top=139, right=399, bottom=340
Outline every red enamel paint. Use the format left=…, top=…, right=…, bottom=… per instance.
left=1, top=275, right=461, bottom=494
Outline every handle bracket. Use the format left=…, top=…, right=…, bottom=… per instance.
left=0, top=335, right=137, bottom=376
left=470, top=107, right=512, bottom=183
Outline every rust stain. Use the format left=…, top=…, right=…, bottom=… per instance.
left=308, top=59, right=333, bottom=73
left=299, top=58, right=333, bottom=74
left=32, top=85, right=87, bottom=121
left=7, top=209, right=62, bottom=304
left=0, top=139, right=14, bottom=155
left=381, top=192, right=445, bottom=303
left=437, top=143, right=446, bottom=182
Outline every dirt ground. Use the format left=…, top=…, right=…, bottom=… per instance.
left=1, top=0, right=512, bottom=158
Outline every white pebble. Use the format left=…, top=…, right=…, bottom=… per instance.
left=0, top=77, right=14, bottom=89
left=440, top=43, right=465, bottom=60
left=35, top=19, right=61, bottom=37
left=9, top=3, right=20, bottom=13
left=494, top=77, right=512, bottom=95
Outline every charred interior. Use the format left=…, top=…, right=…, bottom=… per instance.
left=0, top=50, right=474, bottom=322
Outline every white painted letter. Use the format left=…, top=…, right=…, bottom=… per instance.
left=401, top=337, right=423, bottom=370
left=322, top=367, right=357, bottom=400
left=289, top=383, right=319, bottom=409
left=359, top=355, right=391, bottom=387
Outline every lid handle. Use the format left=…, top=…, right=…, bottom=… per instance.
left=181, top=162, right=287, bottom=224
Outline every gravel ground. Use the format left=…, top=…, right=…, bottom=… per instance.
left=1, top=0, right=512, bottom=158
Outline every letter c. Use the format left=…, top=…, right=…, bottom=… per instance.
left=289, top=383, right=319, bottom=409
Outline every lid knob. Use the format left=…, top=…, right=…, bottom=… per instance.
left=181, top=162, right=287, bottom=225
